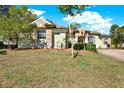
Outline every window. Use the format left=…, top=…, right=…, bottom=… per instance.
left=88, top=36, right=95, bottom=44
left=38, top=30, right=46, bottom=39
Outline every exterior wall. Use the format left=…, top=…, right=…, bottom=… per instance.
left=35, top=29, right=67, bottom=49
left=74, top=33, right=84, bottom=42
left=93, top=35, right=102, bottom=48
left=46, top=29, right=53, bottom=48
left=34, top=19, right=50, bottom=28
left=108, top=38, right=111, bottom=47
left=75, top=33, right=80, bottom=42
left=34, top=19, right=51, bottom=27
left=85, top=33, right=89, bottom=43
left=101, top=38, right=106, bottom=48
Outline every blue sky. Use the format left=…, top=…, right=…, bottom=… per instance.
left=17, top=5, right=124, bottom=34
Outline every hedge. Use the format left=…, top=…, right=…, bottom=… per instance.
left=73, top=43, right=97, bottom=52
left=73, top=43, right=84, bottom=50
left=85, top=43, right=97, bottom=52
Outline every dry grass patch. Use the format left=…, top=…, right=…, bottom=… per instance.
left=0, top=49, right=124, bottom=87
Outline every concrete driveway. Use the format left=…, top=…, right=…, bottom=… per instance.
left=98, top=49, right=124, bottom=62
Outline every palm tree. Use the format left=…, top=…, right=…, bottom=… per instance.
left=57, top=5, right=89, bottom=58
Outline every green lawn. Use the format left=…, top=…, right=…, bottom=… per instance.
left=0, top=49, right=124, bottom=88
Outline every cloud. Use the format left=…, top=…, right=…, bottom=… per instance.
left=119, top=24, right=124, bottom=27
left=63, top=11, right=112, bottom=34
left=28, top=8, right=46, bottom=16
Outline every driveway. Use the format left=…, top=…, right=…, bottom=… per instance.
left=98, top=49, right=124, bottom=62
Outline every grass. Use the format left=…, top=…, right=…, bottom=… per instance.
left=0, top=49, right=124, bottom=88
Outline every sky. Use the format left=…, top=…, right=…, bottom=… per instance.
left=17, top=5, right=124, bottom=34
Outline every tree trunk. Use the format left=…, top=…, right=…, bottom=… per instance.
left=71, top=41, right=74, bottom=58
left=68, top=23, right=75, bottom=58
left=114, top=43, right=118, bottom=48
left=84, top=43, right=85, bottom=51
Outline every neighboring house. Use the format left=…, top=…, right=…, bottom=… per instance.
left=18, top=17, right=68, bottom=49
left=74, top=28, right=111, bottom=49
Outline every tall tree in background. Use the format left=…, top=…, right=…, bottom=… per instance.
left=57, top=5, right=89, bottom=58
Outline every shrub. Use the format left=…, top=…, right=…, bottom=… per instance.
left=85, top=43, right=97, bottom=52
left=73, top=43, right=84, bottom=50
left=73, top=43, right=97, bottom=52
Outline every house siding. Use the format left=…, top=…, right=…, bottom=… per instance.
left=94, top=35, right=101, bottom=48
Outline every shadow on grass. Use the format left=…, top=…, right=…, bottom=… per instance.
left=0, top=50, right=7, bottom=55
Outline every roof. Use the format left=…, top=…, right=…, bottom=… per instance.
left=31, top=17, right=67, bottom=29
left=76, top=27, right=107, bottom=36
left=31, top=17, right=52, bottom=24
left=55, top=24, right=67, bottom=29
left=88, top=31, right=101, bottom=35
left=100, top=34, right=111, bottom=38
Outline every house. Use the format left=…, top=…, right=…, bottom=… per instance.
left=74, top=28, right=111, bottom=49
left=18, top=17, right=68, bottom=49
left=18, top=17, right=111, bottom=49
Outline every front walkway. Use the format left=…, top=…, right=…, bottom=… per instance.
left=98, top=49, right=124, bottom=62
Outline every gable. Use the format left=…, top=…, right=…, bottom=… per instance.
left=31, top=17, right=52, bottom=28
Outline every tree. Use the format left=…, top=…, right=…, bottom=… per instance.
left=110, top=24, right=119, bottom=34
left=0, top=6, right=37, bottom=48
left=110, top=24, right=119, bottom=48
left=57, top=5, right=89, bottom=58
left=117, top=26, right=124, bottom=48
left=70, top=23, right=81, bottom=32
left=110, top=24, right=124, bottom=48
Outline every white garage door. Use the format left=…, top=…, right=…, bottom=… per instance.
left=54, top=33, right=66, bottom=49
